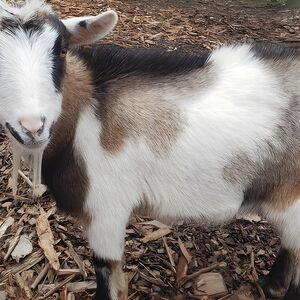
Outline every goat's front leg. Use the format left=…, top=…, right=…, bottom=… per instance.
left=86, top=209, right=129, bottom=300
left=93, top=256, right=125, bottom=300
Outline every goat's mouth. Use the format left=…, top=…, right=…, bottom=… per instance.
left=5, top=122, right=49, bottom=149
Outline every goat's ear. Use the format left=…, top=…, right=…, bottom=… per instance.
left=62, top=10, right=118, bottom=47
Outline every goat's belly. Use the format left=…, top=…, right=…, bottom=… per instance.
left=139, top=99, right=287, bottom=222
left=137, top=142, right=243, bottom=223
left=140, top=179, right=243, bottom=224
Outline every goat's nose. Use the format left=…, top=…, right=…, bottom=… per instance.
left=19, top=116, right=45, bottom=139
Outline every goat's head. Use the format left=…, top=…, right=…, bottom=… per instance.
left=0, top=0, right=117, bottom=150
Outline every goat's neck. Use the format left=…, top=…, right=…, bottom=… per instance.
left=44, top=54, right=93, bottom=160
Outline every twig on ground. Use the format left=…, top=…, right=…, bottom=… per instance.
left=179, top=262, right=221, bottom=287
left=43, top=274, right=77, bottom=298
left=31, top=263, right=50, bottom=289
left=4, top=226, right=23, bottom=261
left=250, top=251, right=266, bottom=300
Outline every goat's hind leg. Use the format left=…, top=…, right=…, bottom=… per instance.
left=262, top=201, right=300, bottom=300
left=260, top=248, right=294, bottom=299
left=282, top=250, right=300, bottom=300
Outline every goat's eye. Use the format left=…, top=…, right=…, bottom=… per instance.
left=60, top=48, right=68, bottom=58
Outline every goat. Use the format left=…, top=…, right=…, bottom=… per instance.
left=1, top=1, right=300, bottom=299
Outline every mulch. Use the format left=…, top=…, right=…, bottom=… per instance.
left=0, top=0, right=299, bottom=299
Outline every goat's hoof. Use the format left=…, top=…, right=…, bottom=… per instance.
left=260, top=276, right=287, bottom=299
left=282, top=285, right=300, bottom=300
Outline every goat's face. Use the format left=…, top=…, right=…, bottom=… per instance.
left=0, top=0, right=117, bottom=150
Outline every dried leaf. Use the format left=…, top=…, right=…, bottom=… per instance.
left=237, top=214, right=261, bottom=222
left=139, top=220, right=171, bottom=229
left=178, top=238, right=192, bottom=264
left=163, top=237, right=176, bottom=270
left=36, top=208, right=60, bottom=271
left=0, top=216, right=14, bottom=238
left=66, top=281, right=96, bottom=292
left=141, top=228, right=172, bottom=243
left=176, top=254, right=188, bottom=285
left=193, top=272, right=228, bottom=297
left=15, top=273, right=32, bottom=299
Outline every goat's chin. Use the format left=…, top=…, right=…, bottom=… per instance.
left=21, top=141, right=48, bottom=151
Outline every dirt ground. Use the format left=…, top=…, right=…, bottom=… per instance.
left=0, top=0, right=300, bottom=299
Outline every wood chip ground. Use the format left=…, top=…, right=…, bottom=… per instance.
left=1, top=0, right=299, bottom=299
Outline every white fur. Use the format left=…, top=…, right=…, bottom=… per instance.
left=0, top=23, right=62, bottom=145
left=73, top=45, right=289, bottom=261
left=263, top=201, right=300, bottom=251
left=74, top=104, right=133, bottom=261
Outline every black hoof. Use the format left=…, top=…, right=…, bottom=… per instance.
left=260, top=276, right=287, bottom=299
left=259, top=248, right=294, bottom=299
left=281, top=283, right=300, bottom=300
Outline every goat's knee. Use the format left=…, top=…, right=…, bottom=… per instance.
left=93, top=257, right=125, bottom=300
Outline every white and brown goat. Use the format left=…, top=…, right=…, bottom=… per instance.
left=1, top=1, right=300, bottom=299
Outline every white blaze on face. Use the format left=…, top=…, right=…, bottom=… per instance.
left=0, top=0, right=118, bottom=197
left=0, top=2, right=65, bottom=197
left=0, top=25, right=62, bottom=144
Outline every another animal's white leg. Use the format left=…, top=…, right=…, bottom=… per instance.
left=262, top=201, right=300, bottom=300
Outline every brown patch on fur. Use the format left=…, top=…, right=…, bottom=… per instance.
left=226, top=148, right=300, bottom=211
left=97, top=79, right=183, bottom=157
left=50, top=54, right=93, bottom=151
left=42, top=53, right=93, bottom=219
left=224, top=98, right=300, bottom=212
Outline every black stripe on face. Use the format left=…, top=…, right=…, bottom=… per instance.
left=51, top=35, right=66, bottom=91
left=0, top=15, right=45, bottom=35
left=93, top=256, right=112, bottom=300
left=5, top=122, right=24, bottom=144
left=49, top=18, right=70, bottom=92
left=23, top=16, right=44, bottom=34
left=0, top=17, right=21, bottom=33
